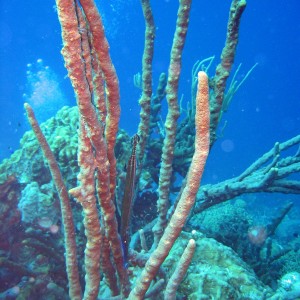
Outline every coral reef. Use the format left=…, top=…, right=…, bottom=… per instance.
left=0, top=103, right=299, bottom=298
left=164, top=231, right=272, bottom=299
left=0, top=0, right=299, bottom=298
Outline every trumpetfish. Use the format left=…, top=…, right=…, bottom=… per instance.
left=120, top=134, right=140, bottom=264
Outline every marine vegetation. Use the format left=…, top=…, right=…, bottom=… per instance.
left=0, top=0, right=300, bottom=299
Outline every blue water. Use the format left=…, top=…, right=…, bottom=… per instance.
left=1, top=0, right=299, bottom=167
left=0, top=0, right=300, bottom=298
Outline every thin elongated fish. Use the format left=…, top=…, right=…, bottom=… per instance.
left=120, top=134, right=140, bottom=264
